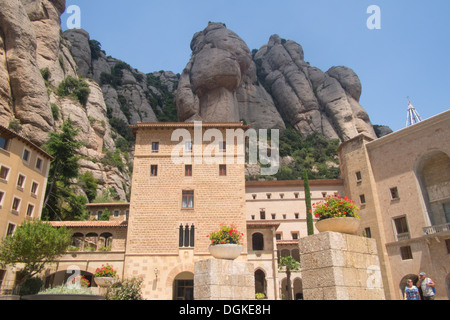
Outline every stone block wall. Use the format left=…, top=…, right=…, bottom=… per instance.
left=299, top=232, right=385, bottom=300
left=194, top=259, right=255, bottom=300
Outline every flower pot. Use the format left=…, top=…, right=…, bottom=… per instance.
left=94, top=277, right=117, bottom=287
left=208, top=244, right=243, bottom=260
left=315, top=217, right=361, bottom=235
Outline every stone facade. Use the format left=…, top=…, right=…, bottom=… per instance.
left=338, top=110, right=450, bottom=300
left=0, top=125, right=52, bottom=294
left=299, top=231, right=384, bottom=300
left=194, top=259, right=255, bottom=300
left=124, top=122, right=249, bottom=300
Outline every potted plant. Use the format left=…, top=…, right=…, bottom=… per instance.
left=94, top=264, right=117, bottom=287
left=69, top=275, right=90, bottom=288
left=207, top=224, right=244, bottom=260
left=313, top=195, right=360, bottom=235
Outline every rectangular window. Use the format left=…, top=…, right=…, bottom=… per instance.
left=152, top=142, right=159, bottom=153
left=271, top=213, right=276, bottom=220
left=260, top=210, right=266, bottom=220
left=356, top=171, right=362, bottom=182
left=390, top=187, right=399, bottom=200
left=6, top=223, right=16, bottom=237
left=280, top=193, right=284, bottom=199
left=400, top=246, right=413, bottom=260
left=292, top=232, right=299, bottom=240
left=0, top=137, right=9, bottom=150
left=179, top=224, right=195, bottom=248
left=12, top=197, right=21, bottom=212
left=151, top=165, right=158, bottom=177
left=182, top=191, right=194, bottom=209
left=322, top=192, right=327, bottom=198
left=0, top=166, right=9, bottom=180
left=360, top=194, right=366, bottom=204
left=394, top=216, right=410, bottom=241
left=0, top=191, right=4, bottom=207
left=31, top=182, right=39, bottom=195
left=219, top=165, right=227, bottom=176
left=220, top=141, right=226, bottom=152
left=276, top=233, right=282, bottom=241
left=17, top=174, right=25, bottom=188
left=22, top=149, right=30, bottom=162
left=114, top=210, right=120, bottom=217
left=364, top=227, right=372, bottom=238
left=294, top=193, right=299, bottom=199
left=185, top=165, right=192, bottom=177
left=295, top=213, right=299, bottom=219
left=35, top=157, right=43, bottom=171
left=26, top=204, right=34, bottom=217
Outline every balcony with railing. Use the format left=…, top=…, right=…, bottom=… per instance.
left=423, top=222, right=450, bottom=235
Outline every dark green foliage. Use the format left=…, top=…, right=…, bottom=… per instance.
left=274, top=125, right=341, bottom=180
left=78, top=171, right=98, bottom=202
left=42, top=118, right=89, bottom=221
left=303, top=169, right=314, bottom=236
left=0, top=220, right=72, bottom=282
left=50, top=103, right=59, bottom=120
left=57, top=76, right=91, bottom=106
left=101, top=150, right=124, bottom=172
left=89, top=39, right=102, bottom=60
left=18, top=277, right=44, bottom=296
left=40, top=68, right=50, bottom=81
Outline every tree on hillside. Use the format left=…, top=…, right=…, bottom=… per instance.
left=42, top=117, right=89, bottom=221
left=0, top=220, right=72, bottom=284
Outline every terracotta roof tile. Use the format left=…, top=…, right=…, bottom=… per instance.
left=48, top=221, right=128, bottom=228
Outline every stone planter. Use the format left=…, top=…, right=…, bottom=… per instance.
left=315, top=217, right=360, bottom=235
left=94, top=277, right=117, bottom=288
left=208, top=244, right=243, bottom=260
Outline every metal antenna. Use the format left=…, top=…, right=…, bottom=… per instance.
left=406, top=97, right=422, bottom=127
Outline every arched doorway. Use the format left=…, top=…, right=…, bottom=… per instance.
left=255, top=269, right=267, bottom=297
left=293, top=278, right=303, bottom=300
left=400, top=274, right=420, bottom=298
left=173, top=272, right=194, bottom=300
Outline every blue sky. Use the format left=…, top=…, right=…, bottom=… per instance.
left=61, top=0, right=449, bottom=132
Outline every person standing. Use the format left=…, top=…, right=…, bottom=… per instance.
left=418, top=272, right=436, bottom=300
left=404, top=279, right=420, bottom=300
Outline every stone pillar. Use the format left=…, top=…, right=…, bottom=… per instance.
left=194, top=259, right=255, bottom=300
left=299, top=232, right=385, bottom=300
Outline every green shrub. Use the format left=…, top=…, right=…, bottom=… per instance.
left=57, top=76, right=91, bottom=106
left=106, top=278, right=143, bottom=300
left=19, top=277, right=44, bottom=296
left=50, top=103, right=59, bottom=120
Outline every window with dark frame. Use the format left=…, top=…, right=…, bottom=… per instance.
left=400, top=246, right=413, bottom=260
left=12, top=197, right=20, bottom=211
left=152, top=142, right=159, bottom=153
left=31, top=182, right=39, bottom=195
left=17, top=174, right=25, bottom=188
left=219, top=165, right=227, bottom=176
left=179, top=224, right=195, bottom=248
left=356, top=171, right=362, bottom=181
left=36, top=158, right=43, bottom=170
left=0, top=166, right=9, bottom=180
left=151, top=165, right=158, bottom=177
left=0, top=137, right=9, bottom=150
left=185, top=165, right=192, bottom=177
left=360, top=194, right=366, bottom=205
left=390, top=187, right=399, bottom=200
left=260, top=210, right=266, bottom=220
left=26, top=204, right=34, bottom=217
left=6, top=223, right=15, bottom=237
left=22, top=149, right=30, bottom=162
left=182, top=191, right=194, bottom=209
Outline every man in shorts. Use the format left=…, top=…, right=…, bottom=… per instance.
left=418, top=272, right=436, bottom=300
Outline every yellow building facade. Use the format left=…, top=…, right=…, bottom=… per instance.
left=0, top=125, right=53, bottom=294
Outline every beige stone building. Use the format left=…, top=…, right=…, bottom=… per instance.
left=0, top=125, right=53, bottom=294
left=338, top=110, right=450, bottom=300
left=245, top=179, right=345, bottom=299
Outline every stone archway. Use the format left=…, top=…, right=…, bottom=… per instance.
left=173, top=271, right=194, bottom=300
left=399, top=274, right=419, bottom=298
left=254, top=269, right=267, bottom=297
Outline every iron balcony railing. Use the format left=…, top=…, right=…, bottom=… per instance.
left=423, top=222, right=450, bottom=235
